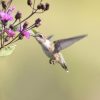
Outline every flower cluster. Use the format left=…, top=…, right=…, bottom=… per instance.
left=0, top=0, right=49, bottom=49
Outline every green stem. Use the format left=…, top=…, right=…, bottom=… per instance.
left=2, top=25, right=6, bottom=47
left=0, top=35, right=2, bottom=48
left=0, top=34, right=19, bottom=50
left=0, top=24, right=4, bottom=48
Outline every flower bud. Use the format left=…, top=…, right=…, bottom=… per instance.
left=34, top=18, right=41, bottom=27
left=44, top=3, right=49, bottom=11
left=35, top=18, right=41, bottom=25
left=9, top=24, right=14, bottom=30
left=37, top=3, right=45, bottom=10
left=1, top=0, right=7, bottom=9
left=23, top=22, right=28, bottom=29
left=27, top=0, right=32, bottom=6
left=15, top=11, right=22, bottom=20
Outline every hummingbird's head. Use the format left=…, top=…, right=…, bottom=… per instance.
left=33, top=33, right=46, bottom=44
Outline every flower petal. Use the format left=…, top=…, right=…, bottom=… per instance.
left=22, top=31, right=30, bottom=39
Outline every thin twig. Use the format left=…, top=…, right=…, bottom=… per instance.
left=2, top=25, right=5, bottom=47
left=3, top=34, right=19, bottom=48
left=14, top=9, right=38, bottom=27
left=6, top=0, right=13, bottom=10
left=0, top=24, right=4, bottom=48
left=27, top=24, right=35, bottom=30
left=12, top=19, right=17, bottom=25
left=33, top=0, right=36, bottom=9
left=35, top=10, right=45, bottom=14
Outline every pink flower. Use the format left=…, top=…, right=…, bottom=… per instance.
left=0, top=11, right=13, bottom=21
left=18, top=26, right=30, bottom=39
left=21, top=30, right=30, bottom=39
left=5, top=29, right=15, bottom=37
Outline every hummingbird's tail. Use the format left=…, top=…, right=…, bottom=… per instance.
left=60, top=63, right=69, bottom=72
left=58, top=53, right=69, bottom=72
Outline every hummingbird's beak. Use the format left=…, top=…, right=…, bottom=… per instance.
left=32, top=34, right=39, bottom=37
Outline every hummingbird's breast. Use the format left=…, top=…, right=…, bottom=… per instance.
left=41, top=40, right=54, bottom=57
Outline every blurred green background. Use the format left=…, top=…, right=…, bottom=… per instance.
left=0, top=0, right=100, bottom=100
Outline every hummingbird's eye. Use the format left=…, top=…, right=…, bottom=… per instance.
left=39, top=34, right=43, bottom=38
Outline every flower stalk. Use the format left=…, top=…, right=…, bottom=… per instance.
left=0, top=0, right=50, bottom=50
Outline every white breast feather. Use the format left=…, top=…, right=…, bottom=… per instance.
left=42, top=40, right=53, bottom=57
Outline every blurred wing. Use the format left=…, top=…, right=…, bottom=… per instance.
left=47, top=35, right=53, bottom=40
left=54, top=34, right=87, bottom=53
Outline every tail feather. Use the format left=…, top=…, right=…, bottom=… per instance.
left=60, top=63, right=69, bottom=72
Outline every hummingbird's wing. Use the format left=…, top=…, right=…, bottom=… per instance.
left=53, top=34, right=87, bottom=53
left=47, top=35, right=53, bottom=40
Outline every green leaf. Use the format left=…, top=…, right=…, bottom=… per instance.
left=0, top=45, right=16, bottom=56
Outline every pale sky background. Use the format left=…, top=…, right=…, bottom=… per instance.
left=0, top=0, right=100, bottom=100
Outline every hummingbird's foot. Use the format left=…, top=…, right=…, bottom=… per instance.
left=49, top=59, right=56, bottom=65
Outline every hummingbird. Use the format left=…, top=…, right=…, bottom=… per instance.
left=33, top=32, right=87, bottom=72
